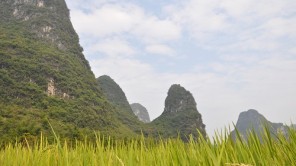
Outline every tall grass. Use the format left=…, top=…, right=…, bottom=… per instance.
left=0, top=127, right=295, bottom=166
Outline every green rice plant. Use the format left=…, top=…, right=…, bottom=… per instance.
left=0, top=127, right=295, bottom=166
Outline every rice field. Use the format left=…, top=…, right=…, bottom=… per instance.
left=0, top=127, right=295, bottom=166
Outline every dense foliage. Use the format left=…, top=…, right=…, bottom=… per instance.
left=0, top=0, right=137, bottom=143
left=97, top=75, right=135, bottom=115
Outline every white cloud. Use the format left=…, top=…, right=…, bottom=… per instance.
left=166, top=0, right=230, bottom=41
left=145, top=44, right=174, bottom=56
left=71, top=4, right=138, bottom=38
left=259, top=17, right=296, bottom=38
left=90, top=38, right=136, bottom=57
left=166, top=0, right=296, bottom=52
left=91, top=57, right=153, bottom=80
left=69, top=3, right=180, bottom=43
left=221, top=0, right=295, bottom=20
left=289, top=48, right=296, bottom=55
left=132, top=17, right=181, bottom=43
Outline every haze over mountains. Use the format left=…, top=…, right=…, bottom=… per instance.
left=130, top=103, right=151, bottom=123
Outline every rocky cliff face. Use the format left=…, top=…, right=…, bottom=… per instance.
left=163, top=84, right=197, bottom=114
left=130, top=103, right=150, bottom=123
left=1, top=0, right=83, bottom=52
left=231, top=109, right=289, bottom=140
left=151, top=84, right=206, bottom=141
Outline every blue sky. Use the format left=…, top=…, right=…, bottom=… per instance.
left=65, top=0, right=296, bottom=136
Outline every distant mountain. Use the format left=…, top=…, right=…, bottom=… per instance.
left=0, top=0, right=137, bottom=142
left=130, top=103, right=150, bottom=123
left=97, top=75, right=143, bottom=133
left=231, top=109, right=289, bottom=140
left=151, top=84, right=206, bottom=141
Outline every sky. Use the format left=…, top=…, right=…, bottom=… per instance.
left=65, top=0, right=296, bottom=136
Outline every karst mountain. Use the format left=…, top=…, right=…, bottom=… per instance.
left=151, top=84, right=206, bottom=141
left=0, top=0, right=137, bottom=142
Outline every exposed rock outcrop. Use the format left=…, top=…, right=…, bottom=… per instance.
left=131, top=103, right=150, bottom=123
left=47, top=78, right=55, bottom=96
left=1, top=0, right=83, bottom=52
left=163, top=84, right=197, bottom=113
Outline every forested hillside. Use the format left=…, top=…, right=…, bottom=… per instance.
left=0, top=0, right=136, bottom=143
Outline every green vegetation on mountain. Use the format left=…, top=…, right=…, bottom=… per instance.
left=151, top=84, right=206, bottom=141
left=97, top=76, right=134, bottom=114
left=0, top=0, right=137, bottom=143
left=97, top=75, right=144, bottom=134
